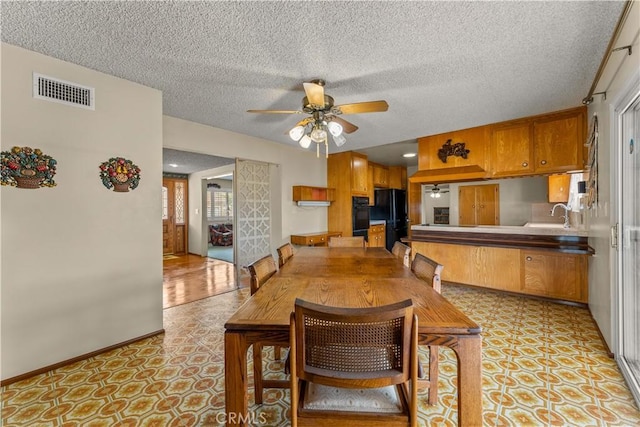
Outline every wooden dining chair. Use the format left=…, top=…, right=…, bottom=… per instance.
left=290, top=298, right=418, bottom=427
left=410, top=252, right=444, bottom=405
left=276, top=242, right=294, bottom=268
left=392, top=241, right=412, bottom=267
left=327, top=236, right=366, bottom=248
left=246, top=254, right=288, bottom=404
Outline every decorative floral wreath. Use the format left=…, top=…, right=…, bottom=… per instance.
left=99, top=157, right=141, bottom=191
left=0, top=146, right=57, bottom=188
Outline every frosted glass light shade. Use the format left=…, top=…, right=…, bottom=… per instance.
left=289, top=125, right=305, bottom=141
left=333, top=133, right=346, bottom=147
left=327, top=121, right=343, bottom=136
left=310, top=127, right=327, bottom=143
left=298, top=135, right=312, bottom=148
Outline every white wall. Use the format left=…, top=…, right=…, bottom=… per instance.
left=164, top=116, right=328, bottom=257
left=1, top=44, right=163, bottom=380
left=586, top=3, right=639, bottom=349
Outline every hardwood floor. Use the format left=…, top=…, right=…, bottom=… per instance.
left=163, top=254, right=249, bottom=309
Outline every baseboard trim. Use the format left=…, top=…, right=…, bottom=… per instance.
left=588, top=309, right=614, bottom=358
left=0, top=329, right=165, bottom=387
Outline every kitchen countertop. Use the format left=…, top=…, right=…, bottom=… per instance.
left=370, top=220, right=386, bottom=226
left=411, top=224, right=588, bottom=237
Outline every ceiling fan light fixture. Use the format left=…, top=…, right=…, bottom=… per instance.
left=289, top=125, right=305, bottom=141
left=327, top=121, right=343, bottom=137
left=333, top=133, right=347, bottom=147
left=430, top=192, right=441, bottom=198
left=310, top=126, right=327, bottom=143
left=298, top=134, right=312, bottom=149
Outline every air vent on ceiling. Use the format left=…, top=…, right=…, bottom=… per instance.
left=33, top=73, right=95, bottom=110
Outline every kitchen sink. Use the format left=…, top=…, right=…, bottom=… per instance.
left=524, top=222, right=566, bottom=228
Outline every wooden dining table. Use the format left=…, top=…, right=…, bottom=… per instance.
left=224, top=246, right=483, bottom=426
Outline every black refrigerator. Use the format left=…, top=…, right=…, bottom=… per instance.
left=370, top=189, right=408, bottom=252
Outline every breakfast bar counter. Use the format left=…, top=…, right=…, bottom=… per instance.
left=409, top=224, right=593, bottom=304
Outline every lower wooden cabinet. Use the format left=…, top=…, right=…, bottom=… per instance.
left=291, top=231, right=342, bottom=247
left=521, top=250, right=587, bottom=302
left=412, top=242, right=588, bottom=303
left=368, top=224, right=386, bottom=248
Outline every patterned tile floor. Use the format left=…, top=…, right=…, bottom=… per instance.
left=2, top=284, right=639, bottom=426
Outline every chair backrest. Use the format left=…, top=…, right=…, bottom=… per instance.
left=411, top=253, right=444, bottom=293
left=247, top=255, right=277, bottom=295
left=328, top=236, right=366, bottom=248
left=276, top=243, right=294, bottom=268
left=291, top=298, right=417, bottom=389
left=391, top=241, right=412, bottom=267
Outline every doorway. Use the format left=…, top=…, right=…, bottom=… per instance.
left=205, top=173, right=234, bottom=264
left=162, top=177, right=188, bottom=255
left=616, top=88, right=640, bottom=404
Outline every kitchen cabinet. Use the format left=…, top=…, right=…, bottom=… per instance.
left=533, top=110, right=585, bottom=173
left=411, top=242, right=521, bottom=292
left=351, top=152, right=369, bottom=196
left=367, top=165, right=375, bottom=206
left=291, top=231, right=342, bottom=247
left=412, top=241, right=588, bottom=303
left=292, top=186, right=335, bottom=202
left=411, top=106, right=587, bottom=183
left=521, top=250, right=587, bottom=302
left=548, top=174, right=571, bottom=203
left=412, top=125, right=491, bottom=183
left=388, top=166, right=407, bottom=189
left=459, top=184, right=500, bottom=225
left=368, top=224, right=386, bottom=248
left=490, top=121, right=534, bottom=177
left=328, top=151, right=370, bottom=236
left=371, top=163, right=389, bottom=188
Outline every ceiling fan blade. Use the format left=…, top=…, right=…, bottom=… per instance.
left=335, top=100, right=389, bottom=115
left=303, top=81, right=325, bottom=109
left=294, top=117, right=314, bottom=127
left=329, top=116, right=359, bottom=134
left=247, top=109, right=302, bottom=114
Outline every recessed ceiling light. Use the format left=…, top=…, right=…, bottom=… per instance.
left=169, top=163, right=178, bottom=168
left=402, top=153, right=416, bottom=158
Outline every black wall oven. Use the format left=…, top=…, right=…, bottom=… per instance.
left=352, top=196, right=370, bottom=239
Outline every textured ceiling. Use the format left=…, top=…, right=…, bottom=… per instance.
left=162, top=148, right=234, bottom=175
left=1, top=1, right=624, bottom=167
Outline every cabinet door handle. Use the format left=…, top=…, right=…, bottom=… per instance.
left=526, top=256, right=532, bottom=261
left=522, top=162, right=528, bottom=167
left=540, top=160, right=547, bottom=165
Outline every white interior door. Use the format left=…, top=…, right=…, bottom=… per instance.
left=617, top=91, right=640, bottom=405
left=234, top=159, right=271, bottom=282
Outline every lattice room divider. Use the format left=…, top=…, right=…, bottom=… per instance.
left=234, top=159, right=272, bottom=281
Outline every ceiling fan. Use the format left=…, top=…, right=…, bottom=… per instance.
left=247, top=79, right=388, bottom=157
left=429, top=184, right=450, bottom=198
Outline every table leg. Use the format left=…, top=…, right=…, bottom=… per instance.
left=225, top=331, right=249, bottom=426
left=454, top=335, right=483, bottom=427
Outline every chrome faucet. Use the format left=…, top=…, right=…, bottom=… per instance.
left=551, top=203, right=571, bottom=228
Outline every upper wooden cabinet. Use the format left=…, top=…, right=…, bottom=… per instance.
left=367, top=165, right=375, bottom=206
left=490, top=121, right=534, bottom=177
left=548, top=174, right=571, bottom=203
left=350, top=152, right=369, bottom=196
left=412, top=106, right=587, bottom=183
left=388, top=166, right=407, bottom=189
left=533, top=110, right=585, bottom=173
left=490, top=107, right=586, bottom=177
left=292, top=186, right=335, bottom=202
left=371, top=163, right=389, bottom=188
left=414, top=125, right=491, bottom=183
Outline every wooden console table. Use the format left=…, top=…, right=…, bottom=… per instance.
left=290, top=231, right=342, bottom=246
